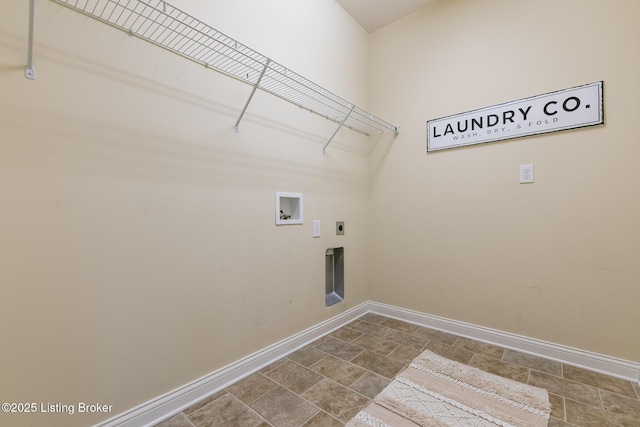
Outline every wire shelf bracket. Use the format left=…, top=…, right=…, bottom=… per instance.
left=235, top=59, right=270, bottom=133
left=50, top=0, right=400, bottom=152
left=25, top=0, right=36, bottom=80
left=323, top=104, right=354, bottom=155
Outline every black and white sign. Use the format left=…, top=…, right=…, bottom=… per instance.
left=427, top=81, right=604, bottom=152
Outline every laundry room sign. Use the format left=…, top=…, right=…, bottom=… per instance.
left=427, top=81, right=604, bottom=152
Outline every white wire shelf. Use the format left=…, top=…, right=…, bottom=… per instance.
left=51, top=0, right=400, bottom=152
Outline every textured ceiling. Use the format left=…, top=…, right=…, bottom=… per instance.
left=334, top=0, right=438, bottom=32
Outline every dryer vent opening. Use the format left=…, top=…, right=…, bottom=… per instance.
left=325, top=247, right=344, bottom=307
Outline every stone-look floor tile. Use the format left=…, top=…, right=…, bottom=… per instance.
left=348, top=320, right=389, bottom=337
left=155, top=413, right=194, bottom=427
left=469, top=353, right=529, bottom=383
left=312, top=337, right=365, bottom=361
left=329, top=327, right=363, bottom=343
left=529, top=370, right=601, bottom=408
left=259, top=358, right=289, bottom=375
left=502, top=349, right=562, bottom=377
left=250, top=386, right=318, bottom=427
left=384, top=328, right=428, bottom=351
left=425, top=341, right=474, bottom=365
left=349, top=371, right=391, bottom=399
left=302, top=378, right=370, bottom=422
left=548, top=392, right=565, bottom=420
left=311, top=334, right=336, bottom=347
left=350, top=350, right=406, bottom=379
left=633, top=381, right=640, bottom=399
left=156, top=313, right=640, bottom=427
left=387, top=344, right=422, bottom=365
left=264, top=360, right=324, bottom=394
left=359, top=313, right=388, bottom=325
left=565, top=398, right=639, bottom=427
left=412, top=327, right=458, bottom=345
left=381, top=318, right=420, bottom=334
left=184, top=391, right=227, bottom=415
left=188, top=393, right=264, bottom=427
left=352, top=334, right=399, bottom=356
left=302, top=410, right=345, bottom=427
left=548, top=417, right=579, bottom=427
left=287, top=346, right=328, bottom=367
left=454, top=337, right=504, bottom=359
left=599, top=389, right=640, bottom=418
left=227, top=373, right=279, bottom=404
left=562, top=364, right=638, bottom=399
left=311, top=355, right=366, bottom=387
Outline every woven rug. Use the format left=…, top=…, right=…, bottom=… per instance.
left=347, top=350, right=551, bottom=427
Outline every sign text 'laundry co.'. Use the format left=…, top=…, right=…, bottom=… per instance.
left=427, top=81, right=604, bottom=152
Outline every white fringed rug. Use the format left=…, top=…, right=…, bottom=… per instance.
left=347, top=350, right=551, bottom=427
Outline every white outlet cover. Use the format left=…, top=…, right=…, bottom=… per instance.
left=520, top=164, right=534, bottom=183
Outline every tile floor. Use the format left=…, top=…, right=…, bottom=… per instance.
left=156, top=313, right=640, bottom=427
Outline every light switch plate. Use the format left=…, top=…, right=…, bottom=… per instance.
left=336, top=221, right=344, bottom=235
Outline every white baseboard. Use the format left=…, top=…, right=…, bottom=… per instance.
left=368, top=302, right=640, bottom=383
left=95, top=302, right=369, bottom=427
left=97, top=300, right=640, bottom=427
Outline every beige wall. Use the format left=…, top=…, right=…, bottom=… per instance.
left=2, top=0, right=639, bottom=426
left=369, top=0, right=640, bottom=362
left=0, top=1, right=372, bottom=426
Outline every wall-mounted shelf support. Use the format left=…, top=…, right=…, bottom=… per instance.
left=50, top=0, right=400, bottom=150
left=323, top=105, right=354, bottom=155
left=25, top=0, right=36, bottom=80
left=235, top=59, right=271, bottom=133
